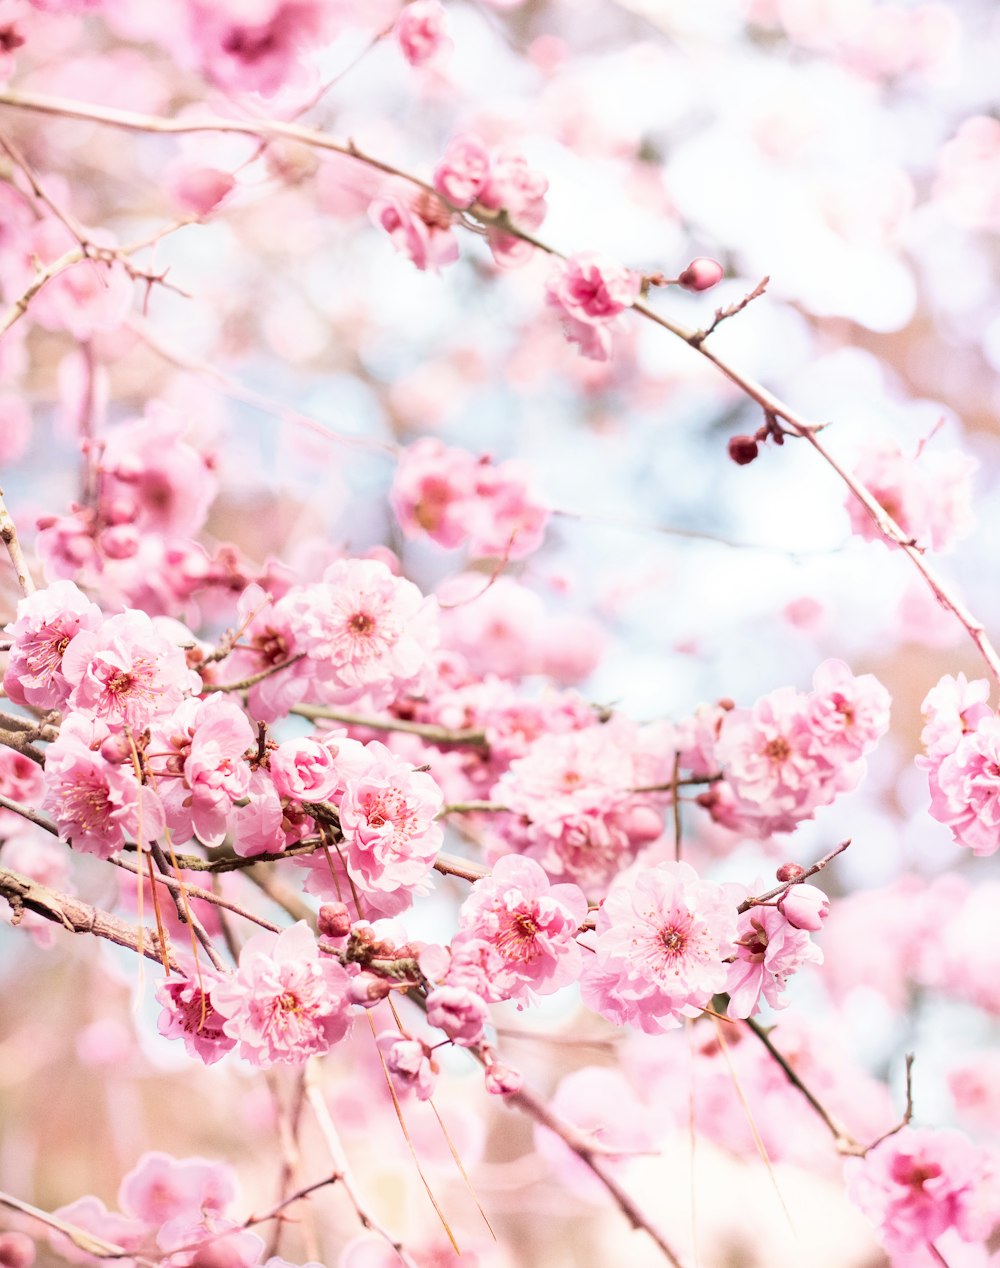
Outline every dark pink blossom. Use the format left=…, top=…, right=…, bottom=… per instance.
left=425, top=984, right=488, bottom=1046
left=545, top=254, right=642, bottom=361
left=156, top=974, right=237, bottom=1065
left=846, top=1127, right=1000, bottom=1258
left=725, top=901, right=823, bottom=1019
left=395, top=0, right=452, bottom=67
left=369, top=187, right=459, bottom=274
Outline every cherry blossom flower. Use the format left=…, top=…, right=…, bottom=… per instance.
left=395, top=0, right=452, bottom=68
left=117, top=1152, right=237, bottom=1226
left=62, top=609, right=200, bottom=732
left=806, top=657, right=891, bottom=760
left=545, top=254, right=642, bottom=361
left=210, top=922, right=353, bottom=1066
left=845, top=438, right=976, bottom=552
left=99, top=405, right=218, bottom=539
left=491, top=718, right=663, bottom=891
left=338, top=741, right=443, bottom=896
left=147, top=694, right=254, bottom=848
left=43, top=713, right=165, bottom=858
left=183, top=0, right=335, bottom=96
left=433, top=134, right=491, bottom=208
left=425, top=984, right=488, bottom=1046
left=581, top=861, right=742, bottom=1033
left=156, top=974, right=237, bottom=1066
left=725, top=901, right=823, bottom=1019
left=3, top=579, right=104, bottom=710
left=369, top=187, right=459, bottom=274
left=453, top=854, right=587, bottom=1002
left=390, top=438, right=549, bottom=559
left=846, top=1127, right=1000, bottom=1260
left=376, top=1032, right=437, bottom=1100
left=268, top=736, right=340, bottom=804
left=291, top=558, right=438, bottom=709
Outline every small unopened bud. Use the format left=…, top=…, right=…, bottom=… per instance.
left=485, top=1061, right=523, bottom=1096
left=776, top=863, right=805, bottom=883
left=728, top=435, right=759, bottom=465
left=99, top=733, right=134, bottom=765
left=348, top=974, right=393, bottom=1007
left=318, top=902, right=351, bottom=939
left=0, top=1233, right=35, bottom=1268
left=678, top=257, right=724, bottom=291
left=100, top=524, right=140, bottom=560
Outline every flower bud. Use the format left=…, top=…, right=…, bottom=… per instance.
left=0, top=1233, right=35, bottom=1268
left=728, top=435, right=759, bottom=465
left=776, top=863, right=805, bottom=883
left=348, top=973, right=393, bottom=1007
left=485, top=1061, right=522, bottom=1096
left=318, top=902, right=352, bottom=939
left=99, top=733, right=134, bottom=765
left=778, top=883, right=830, bottom=931
left=678, top=257, right=724, bottom=291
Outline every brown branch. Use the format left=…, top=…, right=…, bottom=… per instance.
left=109, top=852, right=283, bottom=934
left=0, top=793, right=59, bottom=835
left=689, top=276, right=769, bottom=348
left=0, top=864, right=180, bottom=969
left=0, top=489, right=36, bottom=595
left=738, top=838, right=850, bottom=913
left=293, top=703, right=487, bottom=747
left=742, top=1016, right=862, bottom=1155
left=507, top=1080, right=687, bottom=1266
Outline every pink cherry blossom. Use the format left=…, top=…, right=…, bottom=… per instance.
left=433, top=134, right=491, bottom=208
left=369, top=187, right=459, bottom=274
left=545, top=254, right=642, bottom=361
left=395, top=0, right=452, bottom=68
left=845, top=438, right=976, bottom=552
left=390, top=438, right=549, bottom=559
left=117, top=1151, right=236, bottom=1226
left=376, top=1032, right=437, bottom=1100
left=846, top=1127, right=1000, bottom=1259
left=925, top=715, right=1000, bottom=855
left=99, top=405, right=218, bottom=539
left=337, top=741, right=443, bottom=895
left=490, top=717, right=663, bottom=891
left=182, top=0, right=335, bottom=97
left=210, top=922, right=353, bottom=1066
left=581, top=861, right=742, bottom=1033
left=43, top=712, right=165, bottom=858
left=4, top=579, right=104, bottom=710
left=453, top=853, right=587, bottom=1002
left=725, top=900, right=823, bottom=1019
left=148, top=694, right=254, bottom=847
left=806, top=657, right=891, bottom=759
left=425, top=984, right=488, bottom=1046
left=156, top=973, right=237, bottom=1065
left=269, top=736, right=340, bottom=804
left=62, top=609, right=200, bottom=732
left=291, top=558, right=438, bottom=709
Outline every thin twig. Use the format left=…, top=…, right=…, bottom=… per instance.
left=293, top=703, right=487, bottom=746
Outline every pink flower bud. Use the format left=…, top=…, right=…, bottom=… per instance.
left=348, top=974, right=393, bottom=1007
left=485, top=1061, right=522, bottom=1095
left=104, top=496, right=138, bottom=526
left=0, top=1233, right=35, bottom=1268
left=776, top=862, right=805, bottom=883
left=99, top=524, right=140, bottom=560
left=99, top=733, right=134, bottom=765
left=778, top=883, right=830, bottom=931
left=318, top=902, right=352, bottom=939
left=678, top=257, right=724, bottom=291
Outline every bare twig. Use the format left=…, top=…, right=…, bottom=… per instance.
left=293, top=703, right=487, bottom=746
left=689, top=276, right=769, bottom=348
